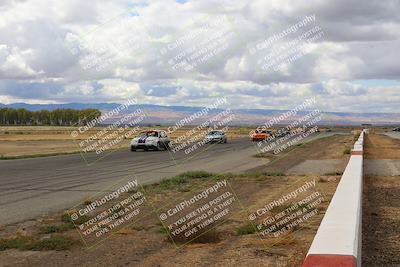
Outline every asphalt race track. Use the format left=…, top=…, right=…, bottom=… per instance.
left=384, top=132, right=400, bottom=140
left=0, top=133, right=337, bottom=225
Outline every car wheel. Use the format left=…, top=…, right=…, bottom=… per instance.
left=144, top=147, right=148, bottom=151
left=224, top=139, right=227, bottom=143
left=156, top=142, right=162, bottom=151
left=164, top=141, right=171, bottom=150
left=131, top=146, right=136, bottom=151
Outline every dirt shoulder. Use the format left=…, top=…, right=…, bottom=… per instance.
left=363, top=132, right=400, bottom=159
left=362, top=133, right=400, bottom=266
left=250, top=134, right=353, bottom=174
left=0, top=171, right=341, bottom=267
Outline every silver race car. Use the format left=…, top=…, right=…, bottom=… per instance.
left=131, top=130, right=170, bottom=151
left=205, top=130, right=227, bottom=143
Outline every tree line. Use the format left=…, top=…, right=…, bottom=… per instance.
left=0, top=108, right=102, bottom=126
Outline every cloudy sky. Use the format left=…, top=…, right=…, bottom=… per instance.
left=0, top=0, right=399, bottom=112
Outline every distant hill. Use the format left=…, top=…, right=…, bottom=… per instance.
left=1, top=102, right=399, bottom=126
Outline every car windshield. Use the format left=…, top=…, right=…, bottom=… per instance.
left=139, top=131, right=158, bottom=137
left=208, top=131, right=222, bottom=135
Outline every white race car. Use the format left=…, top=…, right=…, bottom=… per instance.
left=205, top=130, right=227, bottom=143
left=131, top=130, right=170, bottom=151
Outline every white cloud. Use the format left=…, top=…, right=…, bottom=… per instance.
left=0, top=45, right=43, bottom=78
left=0, top=0, right=399, bottom=112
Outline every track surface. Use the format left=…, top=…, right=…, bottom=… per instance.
left=0, top=133, right=335, bottom=225
left=384, top=131, right=400, bottom=140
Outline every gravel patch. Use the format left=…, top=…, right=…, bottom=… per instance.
left=364, top=159, right=400, bottom=176
left=286, top=159, right=345, bottom=175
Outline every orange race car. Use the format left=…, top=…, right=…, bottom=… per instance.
left=251, top=129, right=272, bottom=141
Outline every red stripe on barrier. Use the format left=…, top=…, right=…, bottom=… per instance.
left=302, top=255, right=357, bottom=267
left=351, top=151, right=363, bottom=155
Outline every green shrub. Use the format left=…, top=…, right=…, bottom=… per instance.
left=158, top=175, right=189, bottom=190
left=0, top=236, right=32, bottom=251
left=40, top=224, right=73, bottom=234
left=180, top=171, right=214, bottom=179
left=158, top=171, right=214, bottom=190
left=237, top=223, right=257, bottom=235
left=0, top=235, right=77, bottom=251
left=29, top=236, right=77, bottom=251
left=61, top=212, right=88, bottom=225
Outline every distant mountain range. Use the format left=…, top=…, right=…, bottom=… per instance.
left=1, top=102, right=399, bottom=126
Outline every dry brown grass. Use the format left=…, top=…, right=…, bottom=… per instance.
left=364, top=133, right=400, bottom=159
left=0, top=172, right=340, bottom=266
left=0, top=126, right=254, bottom=158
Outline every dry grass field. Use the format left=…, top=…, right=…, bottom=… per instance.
left=0, top=126, right=342, bottom=159
left=0, top=172, right=341, bottom=267
left=0, top=126, right=252, bottom=158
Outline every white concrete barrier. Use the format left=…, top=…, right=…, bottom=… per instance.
left=302, top=130, right=366, bottom=267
